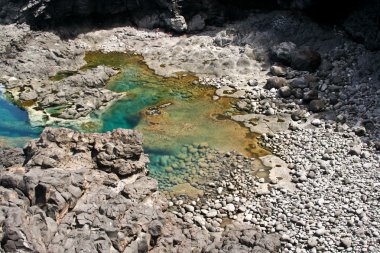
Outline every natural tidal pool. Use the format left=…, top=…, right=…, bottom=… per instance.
left=0, top=85, right=42, bottom=147
left=84, top=52, right=269, bottom=189
left=0, top=52, right=270, bottom=190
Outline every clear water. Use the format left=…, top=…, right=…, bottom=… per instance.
left=0, top=85, right=41, bottom=147
left=84, top=52, right=269, bottom=188
left=0, top=52, right=269, bottom=189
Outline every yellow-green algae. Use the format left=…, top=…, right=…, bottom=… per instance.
left=0, top=51, right=271, bottom=191
left=84, top=51, right=268, bottom=156
left=83, top=51, right=270, bottom=189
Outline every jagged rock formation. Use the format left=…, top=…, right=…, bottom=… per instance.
left=0, top=128, right=281, bottom=252
left=1, top=0, right=379, bottom=50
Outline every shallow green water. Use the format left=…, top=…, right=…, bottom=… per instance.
left=0, top=52, right=269, bottom=189
left=84, top=52, right=269, bottom=188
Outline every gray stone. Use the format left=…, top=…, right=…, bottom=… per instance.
left=19, top=90, right=38, bottom=101
left=225, top=204, right=235, bottom=212
left=341, top=237, right=352, bottom=248
left=265, top=77, right=288, bottom=90
left=309, top=100, right=325, bottom=112
left=270, top=65, right=287, bottom=76
left=148, top=220, right=164, bottom=237
left=166, top=15, right=188, bottom=33
left=308, top=237, right=318, bottom=247
left=188, top=14, right=206, bottom=31
left=271, top=42, right=296, bottom=65
left=279, top=86, right=292, bottom=98
left=291, top=47, right=321, bottom=72
left=206, top=209, right=218, bottom=218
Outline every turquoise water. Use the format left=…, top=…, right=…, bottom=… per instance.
left=0, top=52, right=268, bottom=189
left=88, top=52, right=269, bottom=189
left=0, top=85, right=41, bottom=147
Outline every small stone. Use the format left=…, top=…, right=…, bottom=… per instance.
left=148, top=220, right=164, bottom=237
left=265, top=77, right=288, bottom=89
left=193, top=216, right=206, bottom=227
left=206, top=209, right=218, bottom=218
left=20, top=90, right=38, bottom=101
left=309, top=100, right=325, bottom=112
left=290, top=78, right=308, bottom=89
left=281, top=234, right=291, bottom=242
left=217, top=187, right=223, bottom=194
left=307, top=171, right=316, bottom=179
left=184, top=205, right=195, bottom=212
left=279, top=86, right=292, bottom=97
left=271, top=42, right=296, bottom=65
left=266, top=108, right=275, bottom=115
left=225, top=204, right=235, bottom=212
left=226, top=196, right=233, bottom=203
left=291, top=47, right=321, bottom=72
left=270, top=65, right=287, bottom=76
left=348, top=146, right=361, bottom=156
left=340, top=237, right=352, bottom=248
left=244, top=213, right=253, bottom=221
left=311, top=119, right=321, bottom=126
left=315, top=228, right=326, bottom=236
left=308, top=237, right=318, bottom=247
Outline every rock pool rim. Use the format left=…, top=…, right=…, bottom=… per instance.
left=81, top=50, right=270, bottom=157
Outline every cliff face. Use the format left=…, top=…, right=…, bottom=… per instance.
left=0, top=0, right=171, bottom=26
left=1, top=0, right=378, bottom=49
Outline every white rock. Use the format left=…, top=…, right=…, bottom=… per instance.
left=225, top=204, right=235, bottom=212
left=206, top=209, right=218, bottom=218
left=311, top=119, right=321, bottom=126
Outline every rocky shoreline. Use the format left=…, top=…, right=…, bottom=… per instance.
left=0, top=128, right=282, bottom=252
left=0, top=4, right=380, bottom=253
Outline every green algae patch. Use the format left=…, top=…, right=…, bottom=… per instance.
left=81, top=51, right=270, bottom=189
left=49, top=70, right=78, bottom=81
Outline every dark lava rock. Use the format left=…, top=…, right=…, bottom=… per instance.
left=279, top=86, right=292, bottom=98
left=303, top=90, right=319, bottom=102
left=291, top=47, right=321, bottom=72
left=0, top=128, right=282, bottom=252
left=309, top=99, right=326, bottom=112
left=265, top=77, right=288, bottom=90
left=23, top=127, right=149, bottom=177
left=214, top=224, right=282, bottom=253
left=271, top=42, right=296, bottom=65
left=271, top=43, right=321, bottom=72
left=0, top=148, right=24, bottom=168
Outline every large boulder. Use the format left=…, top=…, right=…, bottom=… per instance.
left=24, top=127, right=149, bottom=177
left=291, top=47, right=321, bottom=72
left=271, top=43, right=321, bottom=72
left=165, top=14, right=188, bottom=33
